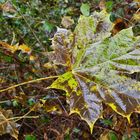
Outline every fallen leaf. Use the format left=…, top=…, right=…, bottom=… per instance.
left=61, top=16, right=74, bottom=28
left=0, top=109, right=19, bottom=139
left=0, top=41, right=31, bottom=54
left=48, top=10, right=140, bottom=133
left=0, top=2, right=16, bottom=13
left=80, top=3, right=90, bottom=16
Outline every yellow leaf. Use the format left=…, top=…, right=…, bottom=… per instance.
left=0, top=41, right=15, bottom=53
left=132, top=12, right=140, bottom=22
left=43, top=62, right=54, bottom=69
left=108, top=103, right=131, bottom=123
left=0, top=41, right=31, bottom=53
left=29, top=55, right=36, bottom=61
left=0, top=78, right=5, bottom=83
left=18, top=44, right=31, bottom=53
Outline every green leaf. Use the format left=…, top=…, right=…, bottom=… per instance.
left=116, top=8, right=124, bottom=17
left=12, top=100, right=19, bottom=107
left=25, top=135, right=36, bottom=140
left=73, top=10, right=113, bottom=68
left=110, top=12, right=116, bottom=22
left=48, top=10, right=140, bottom=133
left=28, top=98, right=36, bottom=106
left=43, top=21, right=55, bottom=33
left=105, top=1, right=113, bottom=12
left=100, top=131, right=118, bottom=140
left=109, top=131, right=118, bottom=140
left=64, top=128, right=70, bottom=140
left=101, top=119, right=113, bottom=126
left=130, top=131, right=139, bottom=140
left=3, top=55, right=13, bottom=63
left=122, top=134, right=129, bottom=140
left=73, top=127, right=80, bottom=133
left=133, top=24, right=140, bottom=36
left=80, top=3, right=90, bottom=16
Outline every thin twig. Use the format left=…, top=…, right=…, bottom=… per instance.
left=0, top=115, right=39, bottom=126
left=0, top=75, right=58, bottom=93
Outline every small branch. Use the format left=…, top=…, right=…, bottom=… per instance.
left=0, top=115, right=39, bottom=126
left=0, top=75, right=58, bottom=93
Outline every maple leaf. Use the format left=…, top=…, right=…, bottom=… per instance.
left=48, top=10, right=140, bottom=132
